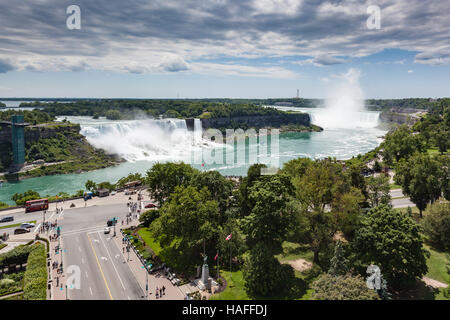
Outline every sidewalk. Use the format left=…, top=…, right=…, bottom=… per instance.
left=114, top=221, right=185, bottom=300
left=40, top=221, right=67, bottom=300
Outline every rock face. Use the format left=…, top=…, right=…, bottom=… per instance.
left=379, top=111, right=418, bottom=126
left=200, top=113, right=311, bottom=130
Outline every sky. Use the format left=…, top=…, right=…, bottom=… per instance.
left=0, top=0, right=449, bottom=99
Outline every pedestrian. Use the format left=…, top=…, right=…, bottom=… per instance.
left=162, top=286, right=165, bottom=295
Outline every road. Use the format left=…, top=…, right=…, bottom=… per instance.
left=390, top=189, right=415, bottom=208
left=0, top=208, right=56, bottom=234
left=58, top=203, right=146, bottom=300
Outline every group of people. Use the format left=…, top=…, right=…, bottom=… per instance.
left=39, top=220, right=58, bottom=233
left=52, top=260, right=63, bottom=274
left=155, top=285, right=166, bottom=299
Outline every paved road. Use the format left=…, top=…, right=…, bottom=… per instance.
left=0, top=208, right=56, bottom=234
left=390, top=189, right=415, bottom=208
left=58, top=203, right=145, bottom=300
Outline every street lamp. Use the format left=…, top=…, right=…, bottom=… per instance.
left=142, top=261, right=152, bottom=299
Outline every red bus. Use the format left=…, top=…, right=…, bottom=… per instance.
left=25, top=199, right=49, bottom=213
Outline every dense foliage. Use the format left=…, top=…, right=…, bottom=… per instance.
left=312, top=274, right=379, bottom=300
left=11, top=190, right=41, bottom=205
left=0, top=109, right=54, bottom=124
left=0, top=244, right=34, bottom=270
left=23, top=243, right=47, bottom=300
left=351, top=205, right=428, bottom=288
left=421, top=201, right=450, bottom=251
left=19, top=100, right=286, bottom=121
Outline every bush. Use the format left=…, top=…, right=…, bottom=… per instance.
left=139, top=209, right=159, bottom=227
left=312, top=274, right=379, bottom=300
left=23, top=243, right=47, bottom=300
left=422, top=201, right=450, bottom=251
left=0, top=244, right=34, bottom=269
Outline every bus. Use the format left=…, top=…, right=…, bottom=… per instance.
left=25, top=199, right=49, bottom=213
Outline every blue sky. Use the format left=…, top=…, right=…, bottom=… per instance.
left=0, top=0, right=449, bottom=99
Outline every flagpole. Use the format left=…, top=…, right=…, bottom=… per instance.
left=229, top=239, right=232, bottom=280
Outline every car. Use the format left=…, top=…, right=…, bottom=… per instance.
left=111, top=191, right=116, bottom=196
left=0, top=216, right=14, bottom=223
left=20, top=223, right=35, bottom=229
left=145, top=203, right=157, bottom=209
left=14, top=228, right=30, bottom=234
left=104, top=227, right=110, bottom=234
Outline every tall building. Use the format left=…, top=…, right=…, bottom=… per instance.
left=11, top=115, right=26, bottom=166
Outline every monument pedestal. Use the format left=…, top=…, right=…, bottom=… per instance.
left=194, top=256, right=217, bottom=291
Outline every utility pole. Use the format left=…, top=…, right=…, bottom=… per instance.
left=42, top=210, right=46, bottom=233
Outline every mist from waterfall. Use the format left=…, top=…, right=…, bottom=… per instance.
left=312, top=68, right=379, bottom=129
left=58, top=116, right=210, bottom=162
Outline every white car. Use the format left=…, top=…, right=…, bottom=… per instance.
left=20, top=223, right=35, bottom=229
left=104, top=227, right=110, bottom=234
left=111, top=191, right=116, bottom=196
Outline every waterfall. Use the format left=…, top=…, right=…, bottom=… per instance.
left=194, top=119, right=202, bottom=144
left=77, top=118, right=199, bottom=162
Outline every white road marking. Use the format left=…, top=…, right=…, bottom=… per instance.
left=89, top=287, right=93, bottom=296
left=78, top=246, right=82, bottom=252
left=110, top=233, right=146, bottom=297
left=85, top=271, right=88, bottom=278
left=101, top=257, right=108, bottom=261
left=98, top=232, right=126, bottom=291
left=33, top=224, right=41, bottom=233
left=61, top=225, right=104, bottom=236
left=81, top=257, right=85, bottom=264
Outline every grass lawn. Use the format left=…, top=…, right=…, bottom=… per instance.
left=136, top=227, right=163, bottom=257
left=0, top=243, right=7, bottom=250
left=425, top=246, right=449, bottom=283
left=0, top=220, right=36, bottom=230
left=276, top=241, right=314, bottom=263
left=210, top=270, right=251, bottom=300
left=211, top=241, right=321, bottom=300
left=389, top=183, right=402, bottom=190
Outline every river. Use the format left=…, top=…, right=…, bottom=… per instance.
left=0, top=107, right=386, bottom=205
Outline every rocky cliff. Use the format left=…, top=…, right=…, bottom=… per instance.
left=199, top=113, right=313, bottom=131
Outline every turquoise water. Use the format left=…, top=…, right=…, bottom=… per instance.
left=0, top=109, right=386, bottom=205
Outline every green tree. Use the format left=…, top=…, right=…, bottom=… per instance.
left=293, top=160, right=363, bottom=263
left=190, top=170, right=233, bottom=217
left=139, top=209, right=160, bottom=228
left=150, top=185, right=219, bottom=272
left=421, top=200, right=450, bottom=251
left=382, top=125, right=425, bottom=166
left=146, top=162, right=197, bottom=208
left=237, top=163, right=267, bottom=217
left=312, top=274, right=379, bottom=300
left=85, top=180, right=97, bottom=192
left=366, top=175, right=391, bottom=208
left=395, top=154, right=444, bottom=217
left=241, top=174, right=296, bottom=296
left=243, top=243, right=295, bottom=297
left=97, top=181, right=115, bottom=192
left=328, top=241, right=348, bottom=276
left=351, top=205, right=428, bottom=288
left=11, top=190, right=41, bottom=205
